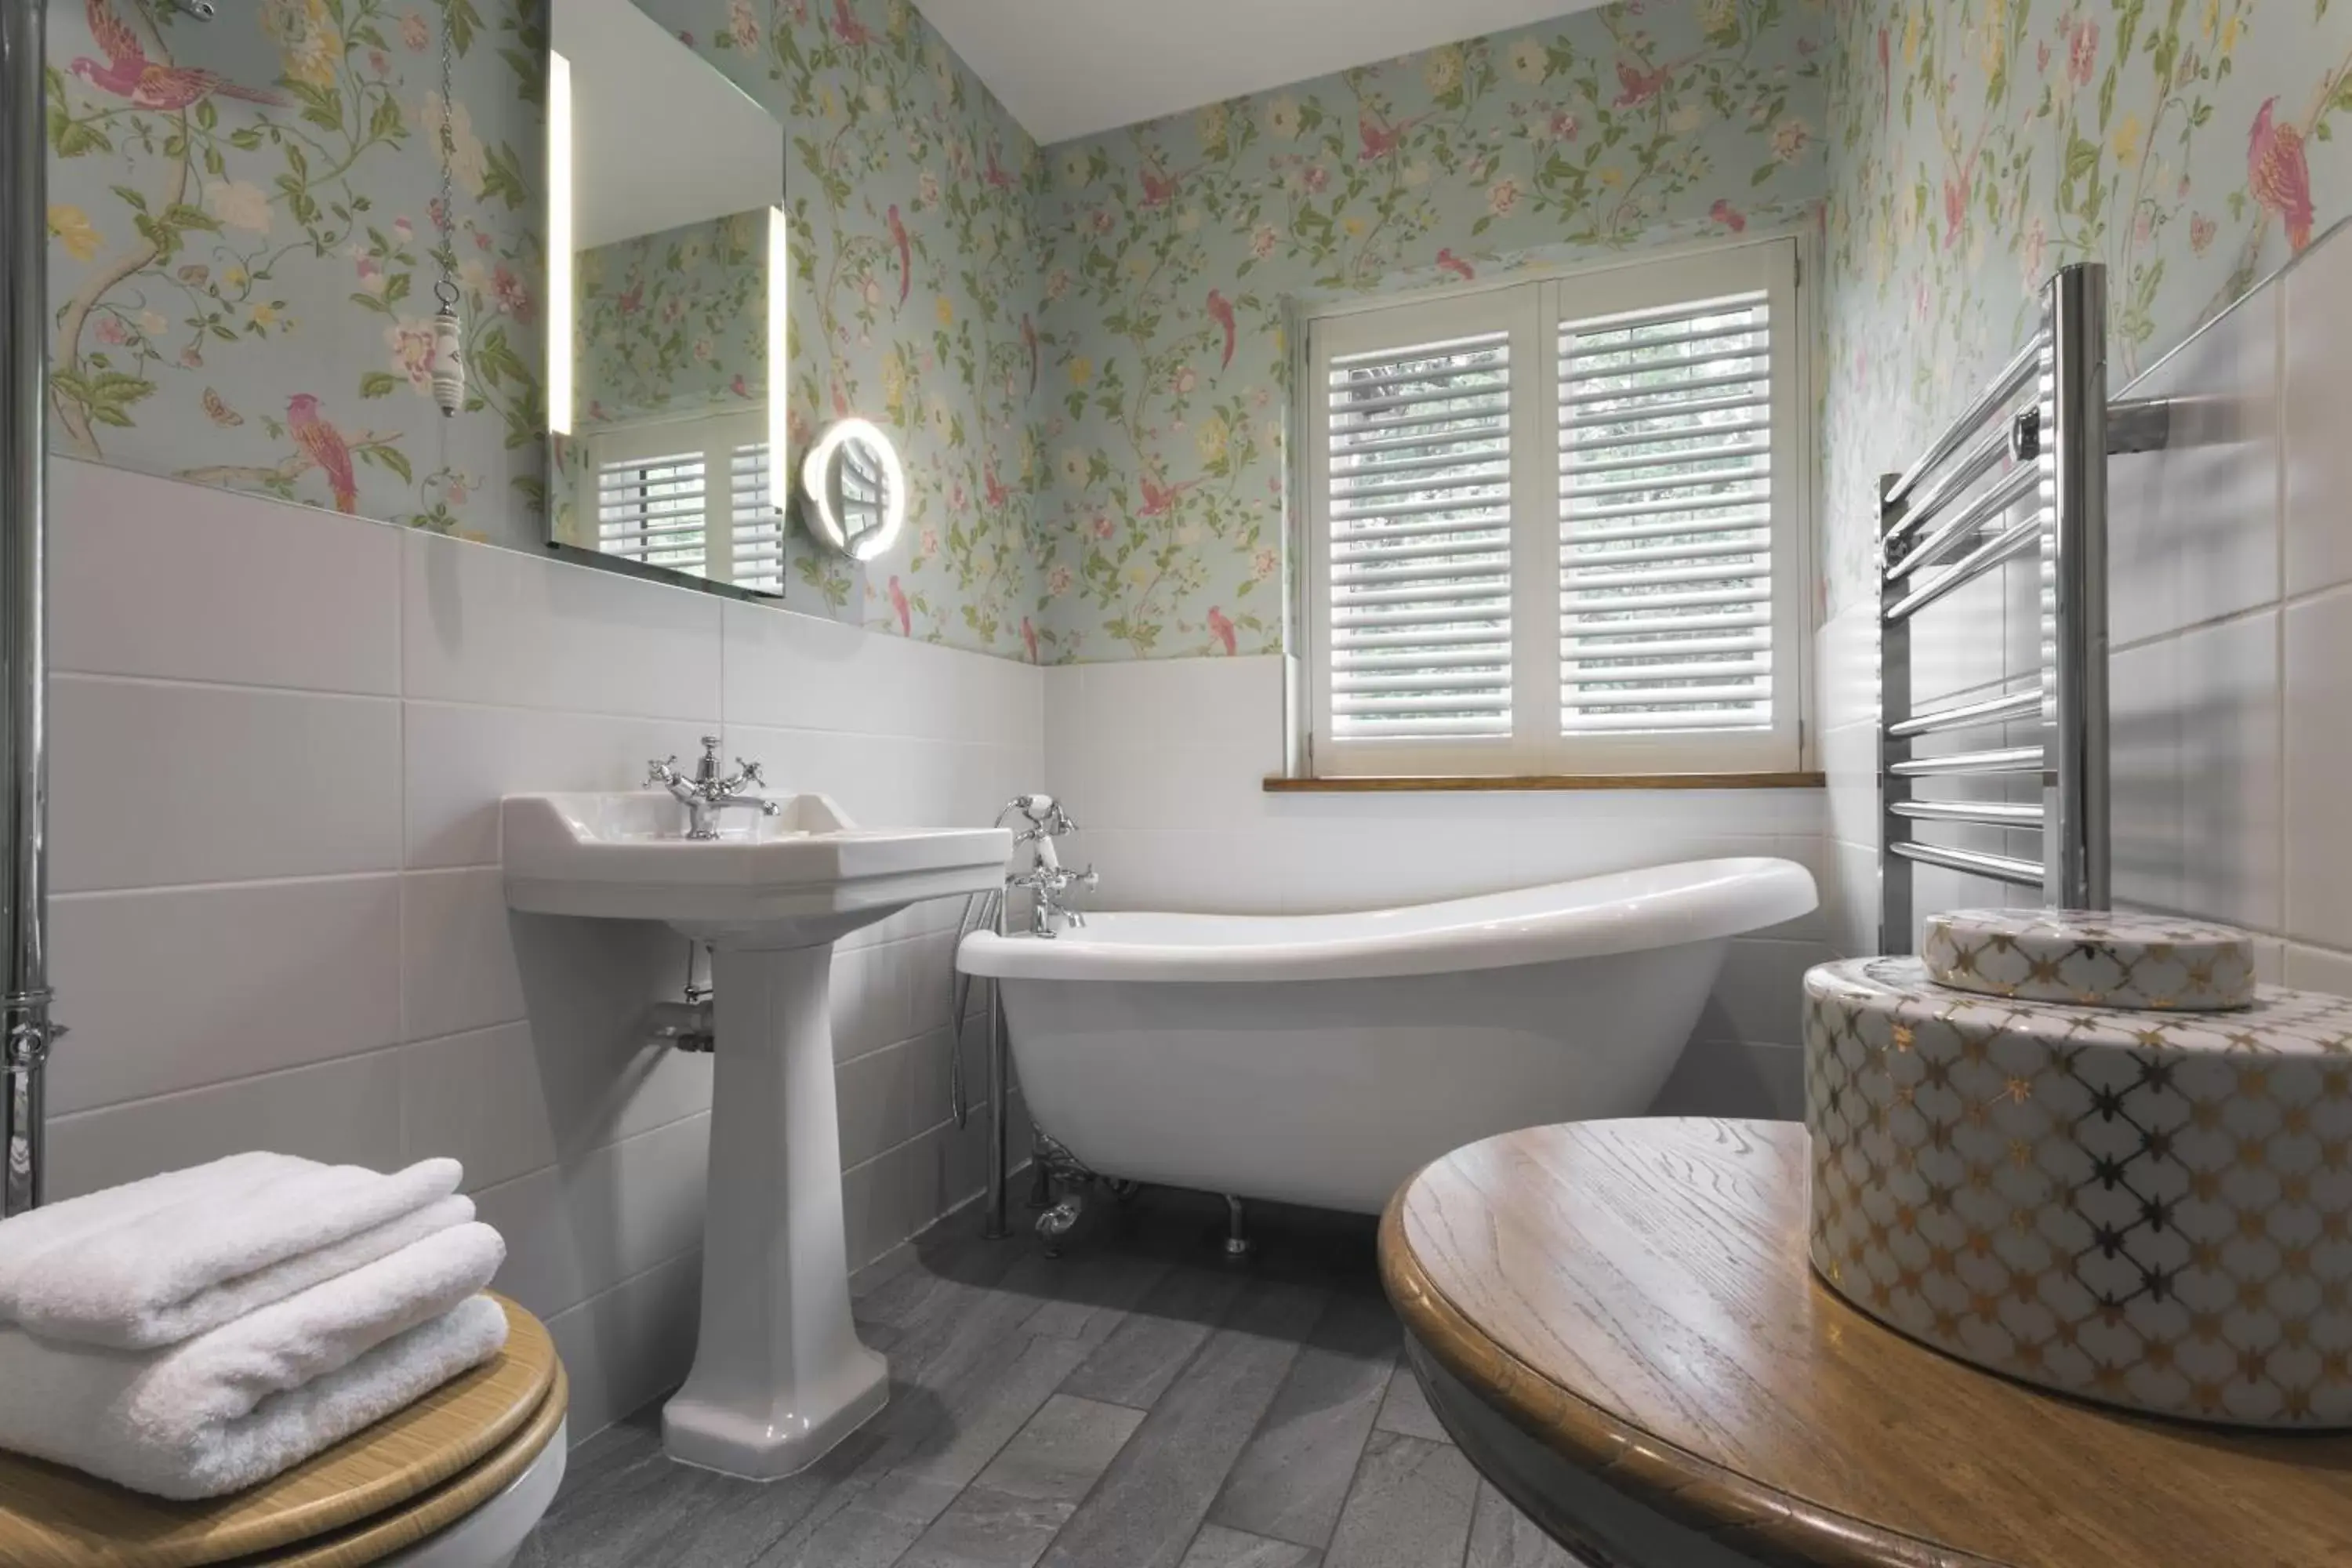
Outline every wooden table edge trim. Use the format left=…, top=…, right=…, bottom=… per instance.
left=1377, top=1192, right=2009, bottom=1568
left=240, top=1360, right=568, bottom=1568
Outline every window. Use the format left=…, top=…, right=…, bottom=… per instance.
left=590, top=408, right=783, bottom=593
left=1303, top=240, right=1804, bottom=778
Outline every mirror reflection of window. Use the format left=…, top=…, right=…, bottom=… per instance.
left=549, top=0, right=786, bottom=596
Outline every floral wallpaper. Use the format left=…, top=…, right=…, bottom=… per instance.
left=1027, top=0, right=1829, bottom=662
left=574, top=210, right=765, bottom=426
left=1818, top=0, right=2352, bottom=622
left=634, top=0, right=1047, bottom=657
left=44, top=0, right=546, bottom=540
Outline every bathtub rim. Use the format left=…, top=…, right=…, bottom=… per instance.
left=957, top=855, right=1816, bottom=985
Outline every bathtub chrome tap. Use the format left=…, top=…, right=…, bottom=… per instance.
left=648, top=736, right=780, bottom=840
left=1014, top=863, right=1097, bottom=938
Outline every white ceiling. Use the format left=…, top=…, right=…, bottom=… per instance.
left=911, top=0, right=1617, bottom=147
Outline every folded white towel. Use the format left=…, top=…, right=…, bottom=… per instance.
left=0, top=1152, right=467, bottom=1348
left=0, top=1222, right=508, bottom=1499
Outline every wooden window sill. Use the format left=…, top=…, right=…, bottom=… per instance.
left=1262, top=771, right=1826, bottom=793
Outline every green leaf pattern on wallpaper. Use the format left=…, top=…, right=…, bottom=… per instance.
left=44, top=0, right=546, bottom=539
left=1819, top=0, right=2352, bottom=622
left=1029, top=0, right=1828, bottom=661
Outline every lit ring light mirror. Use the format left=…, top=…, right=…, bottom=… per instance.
left=801, top=419, right=906, bottom=561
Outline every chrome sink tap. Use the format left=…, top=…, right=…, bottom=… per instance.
left=648, top=736, right=781, bottom=840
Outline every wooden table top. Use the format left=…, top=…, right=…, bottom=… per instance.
left=0, top=1294, right=561, bottom=1568
left=1381, top=1118, right=2352, bottom=1568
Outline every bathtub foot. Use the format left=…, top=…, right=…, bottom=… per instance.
left=1223, top=1196, right=1251, bottom=1260
left=1036, top=1192, right=1085, bottom=1258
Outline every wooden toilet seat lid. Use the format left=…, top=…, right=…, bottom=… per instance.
left=0, top=1295, right=561, bottom=1568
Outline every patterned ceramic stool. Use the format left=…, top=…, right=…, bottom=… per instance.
left=1806, top=909, right=2352, bottom=1428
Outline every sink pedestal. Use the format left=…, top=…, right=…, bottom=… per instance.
left=662, top=938, right=889, bottom=1479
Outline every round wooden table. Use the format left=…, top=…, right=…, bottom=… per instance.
left=1379, top=1118, right=2352, bottom=1568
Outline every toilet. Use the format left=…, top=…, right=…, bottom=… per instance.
left=0, top=1296, right=566, bottom=1568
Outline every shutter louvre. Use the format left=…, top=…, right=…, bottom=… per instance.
left=1559, top=291, right=1775, bottom=737
left=1325, top=330, right=1514, bottom=741
left=730, top=443, right=782, bottom=593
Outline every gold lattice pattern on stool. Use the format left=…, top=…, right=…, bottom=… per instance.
left=1920, top=907, right=2256, bottom=1011
left=1805, top=956, right=2352, bottom=1427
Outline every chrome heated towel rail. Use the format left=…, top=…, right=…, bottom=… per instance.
left=1877, top=264, right=2117, bottom=955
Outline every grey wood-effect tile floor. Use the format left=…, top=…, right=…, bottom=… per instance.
left=514, top=1189, right=1585, bottom=1568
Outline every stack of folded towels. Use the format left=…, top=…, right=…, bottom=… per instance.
left=0, top=1152, right=508, bottom=1500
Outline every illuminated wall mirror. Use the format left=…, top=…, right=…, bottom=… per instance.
left=547, top=0, right=787, bottom=594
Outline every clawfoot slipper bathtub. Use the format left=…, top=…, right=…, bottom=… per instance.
left=955, top=856, right=1817, bottom=1216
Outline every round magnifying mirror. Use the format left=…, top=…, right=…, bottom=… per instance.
left=800, top=418, right=906, bottom=561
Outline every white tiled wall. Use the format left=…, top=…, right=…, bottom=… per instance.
left=41, top=460, right=1043, bottom=1442
left=1041, top=655, right=1835, bottom=1120
left=1819, top=217, right=2352, bottom=988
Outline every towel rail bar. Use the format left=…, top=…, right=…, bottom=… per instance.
left=1888, top=689, right=2042, bottom=739
left=1885, top=516, right=2043, bottom=624
left=1886, top=466, right=2041, bottom=582
left=1889, top=746, right=2046, bottom=779
left=1889, top=841, right=2046, bottom=887
left=1889, top=800, right=2045, bottom=827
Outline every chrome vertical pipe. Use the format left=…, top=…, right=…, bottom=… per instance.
left=1876, top=474, right=1915, bottom=957
left=982, top=981, right=1009, bottom=1240
left=2, top=0, right=58, bottom=1217
left=2043, top=265, right=2111, bottom=911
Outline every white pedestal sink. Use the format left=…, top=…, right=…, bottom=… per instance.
left=502, top=789, right=1010, bottom=1479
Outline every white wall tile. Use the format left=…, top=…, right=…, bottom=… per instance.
left=2286, top=944, right=2352, bottom=996
left=1649, top=1040, right=1803, bottom=1121
left=541, top=1250, right=702, bottom=1443
left=45, top=1050, right=405, bottom=1200
left=2287, top=586, right=2352, bottom=948
left=2108, top=288, right=2282, bottom=649
left=403, top=530, right=722, bottom=719
left=51, top=676, right=402, bottom=892
left=402, top=702, right=691, bottom=869
left=400, top=1022, right=559, bottom=1189
left=836, top=1029, right=960, bottom=1171
left=2283, top=220, right=2352, bottom=599
left=401, top=867, right=528, bottom=1040
left=47, top=876, right=402, bottom=1115
left=52, top=461, right=402, bottom=695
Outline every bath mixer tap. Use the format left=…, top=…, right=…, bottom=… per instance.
left=996, top=795, right=1094, bottom=936
left=648, top=736, right=780, bottom=840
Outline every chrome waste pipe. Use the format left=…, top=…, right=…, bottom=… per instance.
left=2, top=0, right=60, bottom=1217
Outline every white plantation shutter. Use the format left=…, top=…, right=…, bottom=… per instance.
left=730, top=442, right=783, bottom=593
left=1323, top=328, right=1514, bottom=741
left=597, top=448, right=709, bottom=577
left=588, top=409, right=782, bottom=593
left=1559, top=292, right=1773, bottom=735
left=1305, top=240, right=1802, bottom=778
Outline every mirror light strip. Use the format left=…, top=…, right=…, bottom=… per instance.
left=769, top=205, right=789, bottom=520
left=546, top=51, right=573, bottom=436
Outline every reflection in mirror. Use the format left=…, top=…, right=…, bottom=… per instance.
left=800, top=419, right=906, bottom=563
left=547, top=0, right=787, bottom=593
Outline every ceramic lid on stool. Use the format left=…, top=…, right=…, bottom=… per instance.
left=1919, top=907, right=2256, bottom=1010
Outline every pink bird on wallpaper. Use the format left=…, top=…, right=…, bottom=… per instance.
left=984, top=143, right=1017, bottom=191
left=1710, top=200, right=1746, bottom=233
left=1613, top=60, right=1670, bottom=107
left=1435, top=249, right=1475, bottom=280
left=1138, top=475, right=1200, bottom=517
left=286, top=394, right=358, bottom=515
left=1022, top=616, right=1039, bottom=664
left=887, top=575, right=911, bottom=636
left=2249, top=97, right=2315, bottom=253
left=1207, top=608, right=1236, bottom=657
left=1022, top=313, right=1040, bottom=394
left=1138, top=155, right=1189, bottom=208
left=73, top=0, right=285, bottom=110
left=1206, top=289, right=1236, bottom=370
left=830, top=0, right=869, bottom=46
left=886, top=205, right=912, bottom=305
left=1356, top=110, right=1426, bottom=162
left=984, top=459, right=1010, bottom=510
